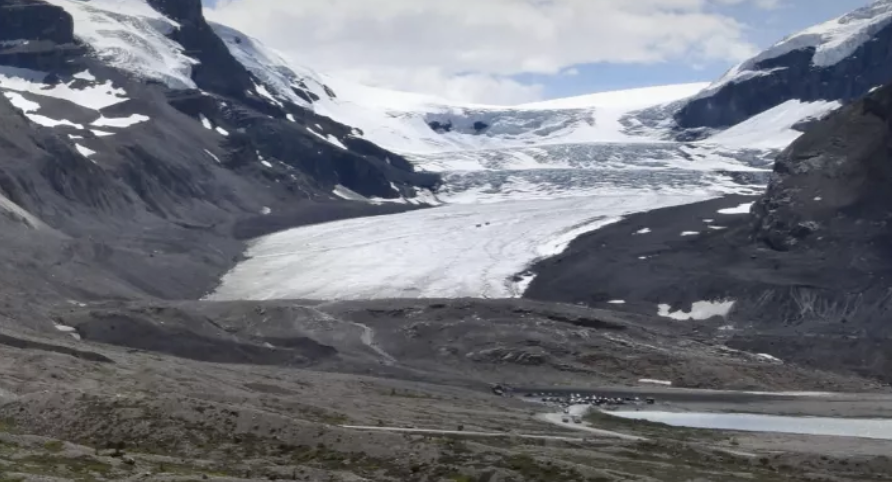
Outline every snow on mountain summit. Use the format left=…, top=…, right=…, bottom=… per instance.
left=210, top=22, right=332, bottom=110
left=698, top=0, right=892, bottom=100
left=675, top=0, right=892, bottom=132
left=517, top=83, right=710, bottom=111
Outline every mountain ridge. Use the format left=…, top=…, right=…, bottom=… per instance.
left=674, top=0, right=892, bottom=133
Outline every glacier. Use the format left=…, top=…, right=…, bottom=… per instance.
left=202, top=13, right=850, bottom=301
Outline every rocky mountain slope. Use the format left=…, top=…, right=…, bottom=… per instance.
left=525, top=78, right=892, bottom=381
left=0, top=0, right=438, bottom=312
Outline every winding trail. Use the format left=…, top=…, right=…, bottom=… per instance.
left=339, top=425, right=591, bottom=443
left=341, top=405, right=758, bottom=458
left=350, top=320, right=397, bottom=366
left=341, top=405, right=644, bottom=443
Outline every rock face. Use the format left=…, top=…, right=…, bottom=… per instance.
left=0, top=0, right=83, bottom=71
left=675, top=0, right=892, bottom=131
left=0, top=0, right=74, bottom=44
left=744, top=81, right=892, bottom=341
left=751, top=82, right=892, bottom=254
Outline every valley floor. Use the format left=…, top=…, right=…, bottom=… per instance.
left=0, top=325, right=889, bottom=482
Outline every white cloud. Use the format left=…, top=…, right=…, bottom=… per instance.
left=338, top=67, right=546, bottom=105
left=206, top=0, right=777, bottom=103
left=715, top=0, right=783, bottom=8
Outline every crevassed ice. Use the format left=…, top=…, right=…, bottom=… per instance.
left=43, top=0, right=197, bottom=89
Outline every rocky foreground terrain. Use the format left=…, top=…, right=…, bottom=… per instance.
left=0, top=296, right=891, bottom=482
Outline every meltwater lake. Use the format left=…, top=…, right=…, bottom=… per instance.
left=609, top=411, right=892, bottom=440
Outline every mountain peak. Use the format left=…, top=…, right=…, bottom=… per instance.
left=146, top=0, right=202, bottom=23
left=674, top=0, right=892, bottom=132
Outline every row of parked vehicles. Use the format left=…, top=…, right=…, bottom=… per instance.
left=531, top=393, right=657, bottom=407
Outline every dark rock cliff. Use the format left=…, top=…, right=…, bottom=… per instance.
left=0, top=0, right=84, bottom=71
left=0, top=0, right=73, bottom=44
left=751, top=82, right=892, bottom=254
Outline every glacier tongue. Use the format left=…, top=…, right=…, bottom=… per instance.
left=208, top=193, right=712, bottom=302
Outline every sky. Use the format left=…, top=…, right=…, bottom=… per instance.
left=203, top=0, right=875, bottom=104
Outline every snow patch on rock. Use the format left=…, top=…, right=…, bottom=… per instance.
left=204, top=149, right=221, bottom=164
left=718, top=202, right=754, bottom=215
left=28, top=114, right=83, bottom=129
left=638, top=379, right=672, bottom=386
left=1, top=66, right=128, bottom=110
left=43, top=0, right=197, bottom=89
left=3, top=92, right=39, bottom=112
left=707, top=100, right=842, bottom=149
left=333, top=184, right=371, bottom=202
left=92, top=114, right=150, bottom=128
left=75, top=143, right=96, bottom=158
left=657, top=300, right=735, bottom=321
